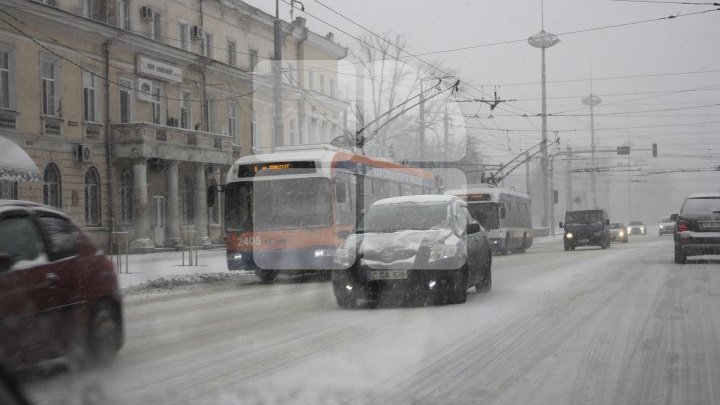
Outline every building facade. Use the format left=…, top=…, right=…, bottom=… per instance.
left=0, top=0, right=346, bottom=250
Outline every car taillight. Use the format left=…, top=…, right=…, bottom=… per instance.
left=677, top=221, right=689, bottom=232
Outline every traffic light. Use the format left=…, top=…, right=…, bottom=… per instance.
left=553, top=189, right=559, bottom=204
left=652, top=143, right=657, bottom=157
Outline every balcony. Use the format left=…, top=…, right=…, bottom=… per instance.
left=42, top=115, right=63, bottom=136
left=0, top=109, right=18, bottom=130
left=110, top=122, right=233, bottom=165
left=84, top=122, right=103, bottom=140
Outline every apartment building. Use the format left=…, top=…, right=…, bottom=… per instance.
left=0, top=0, right=346, bottom=250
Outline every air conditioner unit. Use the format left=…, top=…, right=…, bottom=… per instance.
left=191, top=25, right=205, bottom=40
left=140, top=6, right=155, bottom=21
left=76, top=144, right=92, bottom=163
left=137, top=78, right=154, bottom=102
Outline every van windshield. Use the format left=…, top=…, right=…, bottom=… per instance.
left=565, top=210, right=603, bottom=224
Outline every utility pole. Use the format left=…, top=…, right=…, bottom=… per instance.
left=443, top=101, right=449, bottom=161
left=528, top=2, right=559, bottom=229
left=418, top=80, right=425, bottom=160
left=565, top=145, right=572, bottom=210
left=525, top=152, right=531, bottom=195
left=272, top=0, right=285, bottom=151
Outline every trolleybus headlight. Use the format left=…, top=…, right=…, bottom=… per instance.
left=233, top=253, right=243, bottom=260
left=314, top=249, right=334, bottom=258
left=618, top=231, right=624, bottom=237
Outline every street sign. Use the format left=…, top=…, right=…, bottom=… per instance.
left=617, top=146, right=630, bottom=155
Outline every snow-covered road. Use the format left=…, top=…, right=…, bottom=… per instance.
left=23, top=236, right=720, bottom=404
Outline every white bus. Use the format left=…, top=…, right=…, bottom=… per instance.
left=222, top=148, right=437, bottom=283
left=445, top=184, right=533, bottom=254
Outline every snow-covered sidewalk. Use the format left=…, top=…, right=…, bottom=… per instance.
left=111, top=248, right=248, bottom=289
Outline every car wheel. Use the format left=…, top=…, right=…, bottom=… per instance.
left=674, top=246, right=687, bottom=264
left=256, top=270, right=278, bottom=284
left=475, top=255, right=492, bottom=293
left=518, top=235, right=527, bottom=253
left=570, top=245, right=576, bottom=251
left=87, top=302, right=122, bottom=366
left=333, top=283, right=357, bottom=309
left=448, top=267, right=468, bottom=304
left=501, top=235, right=510, bottom=255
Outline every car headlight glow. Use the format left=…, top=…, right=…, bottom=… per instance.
left=428, top=244, right=458, bottom=263
left=566, top=232, right=574, bottom=239
left=233, top=253, right=243, bottom=260
left=627, top=227, right=632, bottom=233
left=618, top=231, right=624, bottom=237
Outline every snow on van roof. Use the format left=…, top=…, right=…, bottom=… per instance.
left=687, top=193, right=720, bottom=199
left=371, top=195, right=457, bottom=206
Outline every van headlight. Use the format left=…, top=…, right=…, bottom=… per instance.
left=333, top=248, right=353, bottom=267
left=428, top=244, right=458, bottom=263
left=565, top=232, right=574, bottom=239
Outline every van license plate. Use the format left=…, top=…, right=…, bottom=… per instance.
left=368, top=270, right=408, bottom=280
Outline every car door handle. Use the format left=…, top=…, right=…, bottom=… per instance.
left=46, top=272, right=60, bottom=288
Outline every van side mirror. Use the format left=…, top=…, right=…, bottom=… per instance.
left=500, top=205, right=506, bottom=219
left=605, top=219, right=610, bottom=226
left=670, top=213, right=678, bottom=221
left=559, top=222, right=564, bottom=229
left=335, top=183, right=346, bottom=203
left=467, top=222, right=480, bottom=234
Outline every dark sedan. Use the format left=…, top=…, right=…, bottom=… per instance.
left=332, top=195, right=492, bottom=307
left=674, top=193, right=720, bottom=264
left=0, top=200, right=123, bottom=371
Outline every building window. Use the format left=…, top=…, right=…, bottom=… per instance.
left=180, top=175, right=194, bottom=225
left=228, top=102, right=237, bottom=142
left=149, top=12, right=161, bottom=40
left=320, top=75, right=325, bottom=94
left=207, top=177, right=218, bottom=225
left=0, top=181, right=16, bottom=199
left=43, top=163, right=61, bottom=208
left=83, top=70, right=98, bottom=122
left=202, top=32, right=213, bottom=58
left=180, top=91, right=191, bottom=129
left=0, top=48, right=13, bottom=109
left=84, top=0, right=106, bottom=22
left=119, top=77, right=132, bottom=123
left=248, top=49, right=258, bottom=71
left=227, top=40, right=237, bottom=66
left=289, top=119, right=297, bottom=144
left=84, top=167, right=101, bottom=226
left=308, top=70, right=314, bottom=91
left=151, top=83, right=163, bottom=125
left=41, top=58, right=59, bottom=116
left=120, top=168, right=133, bottom=225
left=330, top=79, right=335, bottom=97
left=178, top=22, right=189, bottom=50
left=118, top=0, right=130, bottom=30
left=204, top=96, right=215, bottom=132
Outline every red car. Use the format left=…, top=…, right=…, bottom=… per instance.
left=0, top=200, right=123, bottom=371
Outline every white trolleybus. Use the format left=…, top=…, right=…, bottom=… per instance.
left=223, top=148, right=437, bottom=283
left=445, top=184, right=533, bottom=254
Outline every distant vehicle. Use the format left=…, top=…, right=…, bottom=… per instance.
left=673, top=193, right=720, bottom=264
left=559, top=209, right=611, bottom=251
left=331, top=195, right=492, bottom=308
left=658, top=217, right=675, bottom=235
left=609, top=223, right=629, bottom=243
left=223, top=148, right=437, bottom=283
left=627, top=221, right=647, bottom=235
left=0, top=200, right=123, bottom=371
left=444, top=184, right=533, bottom=254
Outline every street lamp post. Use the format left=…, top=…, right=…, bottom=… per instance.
left=528, top=30, right=559, bottom=229
left=581, top=94, right=601, bottom=208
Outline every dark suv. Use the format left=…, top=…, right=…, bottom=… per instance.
left=673, top=193, right=720, bottom=264
left=0, top=200, right=123, bottom=370
left=560, top=209, right=611, bottom=251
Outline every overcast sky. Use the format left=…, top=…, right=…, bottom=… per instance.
left=247, top=0, right=719, bottom=216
